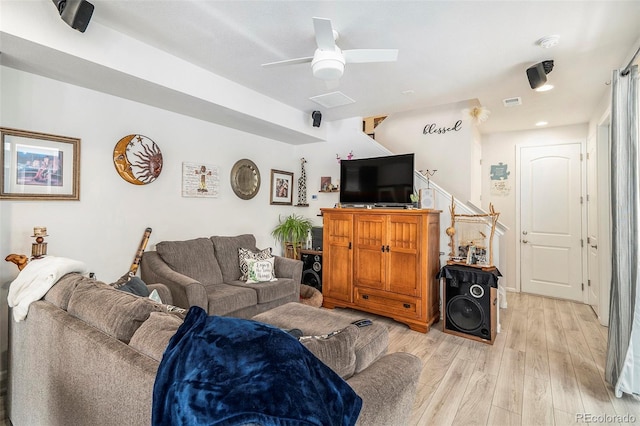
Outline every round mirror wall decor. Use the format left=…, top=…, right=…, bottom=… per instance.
left=230, top=158, right=260, bottom=199
left=113, top=134, right=163, bottom=185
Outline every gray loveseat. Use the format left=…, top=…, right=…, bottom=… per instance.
left=8, top=273, right=421, bottom=426
left=140, top=234, right=302, bottom=317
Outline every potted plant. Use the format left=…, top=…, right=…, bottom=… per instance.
left=271, top=213, right=314, bottom=259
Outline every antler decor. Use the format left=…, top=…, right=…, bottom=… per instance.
left=447, top=197, right=500, bottom=269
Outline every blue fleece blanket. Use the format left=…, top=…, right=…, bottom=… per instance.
left=152, top=307, right=362, bottom=426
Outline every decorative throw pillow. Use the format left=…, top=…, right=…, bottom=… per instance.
left=238, top=247, right=273, bottom=281
left=246, top=257, right=278, bottom=284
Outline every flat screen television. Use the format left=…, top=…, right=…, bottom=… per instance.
left=339, top=153, right=414, bottom=207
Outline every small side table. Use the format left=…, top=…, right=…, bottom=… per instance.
left=437, top=264, right=501, bottom=344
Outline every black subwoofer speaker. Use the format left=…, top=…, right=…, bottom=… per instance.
left=444, top=278, right=496, bottom=344
left=301, top=251, right=322, bottom=291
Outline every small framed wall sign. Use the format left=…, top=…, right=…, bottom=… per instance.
left=270, top=169, right=293, bottom=205
left=0, top=127, right=80, bottom=200
left=182, top=162, right=220, bottom=197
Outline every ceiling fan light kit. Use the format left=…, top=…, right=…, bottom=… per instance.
left=312, top=49, right=346, bottom=80
left=262, top=17, right=398, bottom=82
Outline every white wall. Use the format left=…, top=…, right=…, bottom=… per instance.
left=373, top=101, right=479, bottom=204
left=0, top=66, right=393, bottom=374
left=481, top=123, right=588, bottom=291
left=0, top=66, right=327, bottom=373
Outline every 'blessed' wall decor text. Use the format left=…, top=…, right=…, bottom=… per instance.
left=423, top=120, right=462, bottom=135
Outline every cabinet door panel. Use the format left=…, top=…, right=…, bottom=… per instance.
left=354, top=214, right=386, bottom=290
left=388, top=215, right=421, bottom=296
left=323, top=213, right=353, bottom=302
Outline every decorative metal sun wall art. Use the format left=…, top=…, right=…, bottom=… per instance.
left=113, top=134, right=163, bottom=185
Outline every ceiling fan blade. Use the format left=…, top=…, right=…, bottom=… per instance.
left=313, top=17, right=336, bottom=51
left=343, top=49, right=399, bottom=63
left=262, top=56, right=314, bottom=68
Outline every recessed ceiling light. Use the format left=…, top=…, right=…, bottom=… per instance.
left=535, top=84, right=554, bottom=92
left=536, top=121, right=548, bottom=126
left=537, top=35, right=560, bottom=49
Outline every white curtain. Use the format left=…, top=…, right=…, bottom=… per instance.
left=606, top=64, right=640, bottom=398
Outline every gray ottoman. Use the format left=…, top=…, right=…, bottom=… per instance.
left=252, top=302, right=389, bottom=374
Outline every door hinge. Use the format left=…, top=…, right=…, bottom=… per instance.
left=580, top=196, right=584, bottom=204
left=582, top=283, right=584, bottom=291
left=588, top=279, right=591, bottom=287
left=580, top=153, right=584, bottom=161
left=587, top=152, right=591, bottom=160
left=587, top=236, right=591, bottom=244
left=586, top=194, right=590, bottom=202
left=581, top=239, right=584, bottom=247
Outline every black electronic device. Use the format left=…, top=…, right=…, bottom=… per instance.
left=52, top=0, right=94, bottom=33
left=351, top=319, right=373, bottom=327
left=444, top=278, right=496, bottom=343
left=301, top=251, right=322, bottom=291
left=312, top=110, right=322, bottom=127
left=339, top=153, right=415, bottom=207
left=311, top=226, right=323, bottom=251
left=526, top=60, right=554, bottom=89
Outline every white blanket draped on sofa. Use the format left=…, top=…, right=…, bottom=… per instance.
left=7, top=256, right=87, bottom=321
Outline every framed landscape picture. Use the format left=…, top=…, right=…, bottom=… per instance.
left=270, top=169, right=293, bottom=205
left=0, top=127, right=80, bottom=200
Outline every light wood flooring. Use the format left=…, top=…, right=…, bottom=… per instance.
left=1, top=292, right=639, bottom=426
left=375, top=292, right=640, bottom=426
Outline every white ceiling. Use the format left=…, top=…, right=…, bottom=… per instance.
left=5, top=1, right=640, bottom=135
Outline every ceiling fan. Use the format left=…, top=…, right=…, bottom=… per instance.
left=261, top=17, right=399, bottom=81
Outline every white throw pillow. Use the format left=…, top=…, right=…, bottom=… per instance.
left=246, top=257, right=278, bottom=283
left=238, top=247, right=273, bottom=281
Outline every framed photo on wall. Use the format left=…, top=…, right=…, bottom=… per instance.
left=270, top=169, right=293, bottom=205
left=0, top=127, right=80, bottom=200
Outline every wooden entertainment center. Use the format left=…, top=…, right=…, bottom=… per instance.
left=320, top=207, right=441, bottom=333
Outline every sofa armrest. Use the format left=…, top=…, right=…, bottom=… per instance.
left=274, top=256, right=302, bottom=297
left=274, top=256, right=303, bottom=282
left=347, top=352, right=422, bottom=426
left=147, top=283, right=173, bottom=306
left=140, top=252, right=208, bottom=310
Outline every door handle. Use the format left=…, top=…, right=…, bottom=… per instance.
left=522, top=230, right=528, bottom=235
left=522, top=239, right=528, bottom=244
left=591, top=244, right=598, bottom=249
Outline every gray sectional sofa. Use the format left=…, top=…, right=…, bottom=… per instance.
left=140, top=234, right=302, bottom=317
left=7, top=273, right=421, bottom=426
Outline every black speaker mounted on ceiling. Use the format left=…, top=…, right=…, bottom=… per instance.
left=526, top=60, right=554, bottom=89
left=52, top=0, right=94, bottom=33
left=312, top=111, right=322, bottom=127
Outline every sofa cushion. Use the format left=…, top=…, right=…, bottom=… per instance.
left=67, top=279, right=164, bottom=343
left=300, top=324, right=358, bottom=379
left=129, top=311, right=183, bottom=361
left=156, top=237, right=223, bottom=286
left=211, top=234, right=258, bottom=282
left=238, top=247, right=273, bottom=281
left=205, top=283, right=257, bottom=316
left=228, top=277, right=296, bottom=304
left=252, top=302, right=388, bottom=374
left=44, top=272, right=84, bottom=310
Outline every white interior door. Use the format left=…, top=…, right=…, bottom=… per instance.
left=586, top=137, right=600, bottom=313
left=519, top=143, right=583, bottom=301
